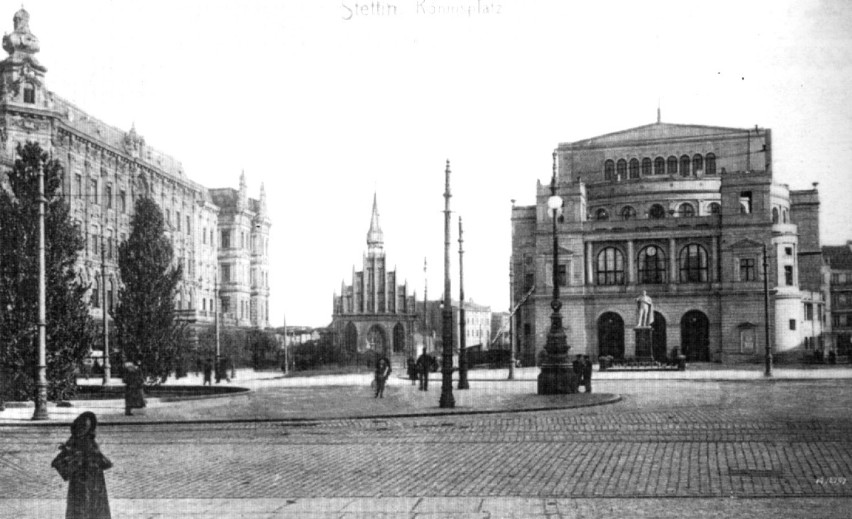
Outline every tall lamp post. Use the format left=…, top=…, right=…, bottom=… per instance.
left=439, top=160, right=455, bottom=408
left=33, top=154, right=48, bottom=420
left=101, top=217, right=112, bottom=385
left=537, top=152, right=571, bottom=395
left=508, top=199, right=516, bottom=381
left=457, top=216, right=469, bottom=390
left=762, top=243, right=773, bottom=377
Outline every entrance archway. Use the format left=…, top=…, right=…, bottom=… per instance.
left=597, top=312, right=625, bottom=358
left=343, top=322, right=358, bottom=353
left=651, top=311, right=667, bottom=360
left=366, top=325, right=387, bottom=356
left=392, top=323, right=405, bottom=353
left=681, top=310, right=709, bottom=361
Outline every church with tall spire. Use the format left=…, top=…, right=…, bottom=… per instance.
left=331, top=194, right=417, bottom=357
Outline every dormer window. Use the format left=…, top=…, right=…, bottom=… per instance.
left=23, top=84, right=35, bottom=104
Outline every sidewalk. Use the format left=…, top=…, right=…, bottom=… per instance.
left=3, top=496, right=851, bottom=519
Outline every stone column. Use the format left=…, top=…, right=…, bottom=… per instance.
left=669, top=238, right=677, bottom=283
left=586, top=242, right=594, bottom=285
left=627, top=240, right=635, bottom=285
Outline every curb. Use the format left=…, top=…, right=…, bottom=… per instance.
left=0, top=394, right=623, bottom=428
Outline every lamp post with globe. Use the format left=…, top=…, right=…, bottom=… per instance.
left=537, top=151, right=572, bottom=395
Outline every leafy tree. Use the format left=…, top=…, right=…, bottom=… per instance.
left=113, top=197, right=182, bottom=385
left=0, top=142, right=95, bottom=402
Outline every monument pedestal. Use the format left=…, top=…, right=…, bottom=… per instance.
left=537, top=354, right=579, bottom=394
left=634, top=326, right=655, bottom=362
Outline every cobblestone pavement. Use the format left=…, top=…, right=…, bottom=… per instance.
left=1, top=379, right=851, bottom=517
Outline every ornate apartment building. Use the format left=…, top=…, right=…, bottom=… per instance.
left=331, top=195, right=417, bottom=356
left=0, top=9, right=270, bottom=330
left=511, top=121, right=826, bottom=365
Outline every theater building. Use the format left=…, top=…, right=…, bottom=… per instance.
left=0, top=8, right=270, bottom=330
left=511, top=121, right=826, bottom=365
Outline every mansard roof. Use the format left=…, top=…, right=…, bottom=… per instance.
left=560, top=122, right=757, bottom=150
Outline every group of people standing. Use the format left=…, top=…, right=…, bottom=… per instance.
left=406, top=352, right=433, bottom=391
left=572, top=354, right=593, bottom=393
left=200, top=357, right=232, bottom=386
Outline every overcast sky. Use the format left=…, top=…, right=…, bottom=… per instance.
left=19, top=0, right=852, bottom=327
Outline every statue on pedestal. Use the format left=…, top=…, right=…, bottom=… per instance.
left=636, top=290, right=654, bottom=327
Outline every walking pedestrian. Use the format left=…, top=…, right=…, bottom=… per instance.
left=406, top=356, right=417, bottom=386
left=203, top=359, right=213, bottom=386
left=416, top=352, right=430, bottom=391
left=374, top=356, right=391, bottom=398
left=122, top=362, right=146, bottom=416
left=51, top=412, right=113, bottom=519
left=583, top=355, right=593, bottom=393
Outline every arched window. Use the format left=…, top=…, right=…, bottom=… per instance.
left=649, top=204, right=666, bottom=219
left=595, top=208, right=609, bottom=221
left=654, top=157, right=665, bottom=175
left=772, top=207, right=779, bottom=223
left=621, top=206, right=637, bottom=220
left=667, top=156, right=678, bottom=175
left=616, top=159, right=627, bottom=179
left=596, top=247, right=625, bottom=285
left=678, top=203, right=695, bottom=217
left=604, top=160, right=615, bottom=181
left=680, top=155, right=691, bottom=176
left=782, top=209, right=788, bottom=223
left=705, top=153, right=716, bottom=175
left=642, top=158, right=652, bottom=176
left=709, top=202, right=721, bottom=215
left=693, top=154, right=704, bottom=173
left=638, top=245, right=667, bottom=284
left=679, top=244, right=708, bottom=283
left=629, top=159, right=640, bottom=179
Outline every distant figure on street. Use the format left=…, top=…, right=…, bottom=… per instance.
left=406, top=356, right=417, bottom=386
left=583, top=355, right=593, bottom=393
left=416, top=352, right=431, bottom=391
left=122, top=362, right=146, bottom=416
left=374, top=356, right=391, bottom=398
left=202, top=359, right=213, bottom=386
left=52, top=411, right=113, bottom=519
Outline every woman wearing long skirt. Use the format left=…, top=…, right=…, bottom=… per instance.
left=52, top=412, right=113, bottom=519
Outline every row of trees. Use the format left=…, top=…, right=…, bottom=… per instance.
left=0, top=142, right=184, bottom=403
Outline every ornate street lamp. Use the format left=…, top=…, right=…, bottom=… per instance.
left=538, top=152, right=572, bottom=395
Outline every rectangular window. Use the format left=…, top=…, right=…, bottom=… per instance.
left=221, top=264, right=231, bottom=283
left=91, top=233, right=99, bottom=255
left=833, top=314, right=841, bottom=327
left=789, top=319, right=796, bottom=331
left=785, top=246, right=793, bottom=256
left=176, top=211, right=181, bottom=231
left=805, top=303, right=813, bottom=321
left=784, top=265, right=794, bottom=285
left=186, top=216, right=191, bottom=235
left=739, top=191, right=752, bottom=214
left=221, top=231, right=231, bottom=249
left=119, top=190, right=127, bottom=213
left=75, top=174, right=82, bottom=197
left=203, top=227, right=207, bottom=244
left=739, top=258, right=756, bottom=281
left=23, top=86, right=35, bottom=104
left=557, top=264, right=567, bottom=287
left=106, top=185, right=112, bottom=209
left=90, top=179, right=98, bottom=204
left=166, top=209, right=171, bottom=226
left=221, top=297, right=230, bottom=314
left=524, top=273, right=534, bottom=291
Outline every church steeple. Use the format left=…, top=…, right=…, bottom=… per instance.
left=366, top=192, right=383, bottom=255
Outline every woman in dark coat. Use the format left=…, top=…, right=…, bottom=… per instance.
left=52, top=411, right=113, bottom=519
left=406, top=356, right=417, bottom=385
left=123, top=362, right=146, bottom=416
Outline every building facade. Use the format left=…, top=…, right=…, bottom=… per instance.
left=418, top=299, right=492, bottom=354
left=331, top=195, right=417, bottom=357
left=511, top=121, right=825, bottom=365
left=0, top=9, right=270, bottom=332
left=823, top=242, right=852, bottom=356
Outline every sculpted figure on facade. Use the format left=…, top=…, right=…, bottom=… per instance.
left=636, top=290, right=654, bottom=327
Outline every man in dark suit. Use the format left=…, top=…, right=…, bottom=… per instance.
left=583, top=355, right=593, bottom=393
left=416, top=352, right=430, bottom=391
